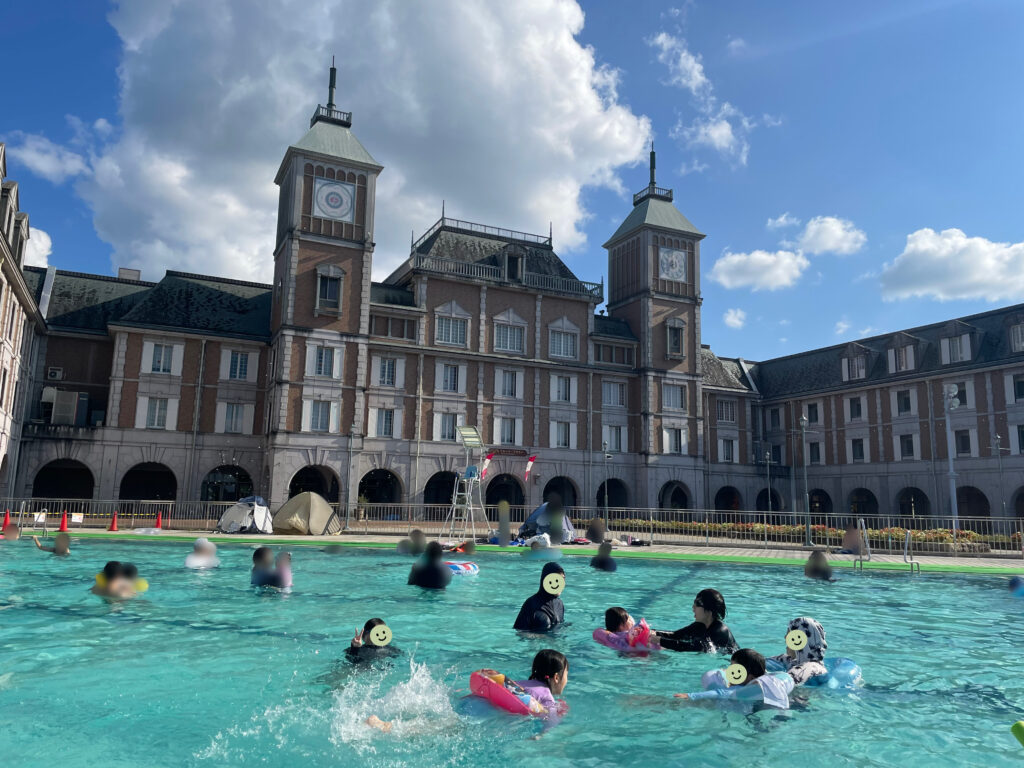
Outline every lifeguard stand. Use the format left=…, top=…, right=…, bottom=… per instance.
left=440, top=426, right=490, bottom=542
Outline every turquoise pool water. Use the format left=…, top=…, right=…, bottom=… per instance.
left=1, top=539, right=1022, bottom=767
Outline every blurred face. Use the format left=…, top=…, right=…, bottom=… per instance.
left=693, top=601, right=713, bottom=625
left=3, top=526, right=20, bottom=541
left=549, top=666, right=569, bottom=695
left=256, top=551, right=273, bottom=568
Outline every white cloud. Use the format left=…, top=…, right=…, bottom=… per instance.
left=723, top=308, right=746, bottom=329
left=9, top=0, right=650, bottom=282
left=6, top=134, right=89, bottom=184
left=778, top=318, right=790, bottom=326
left=708, top=249, right=809, bottom=291
left=798, top=215, right=867, bottom=255
left=859, top=326, right=877, bottom=335
left=766, top=211, right=800, bottom=229
left=834, top=319, right=851, bottom=335
left=650, top=31, right=709, bottom=93
left=880, top=227, right=1024, bottom=301
left=726, top=37, right=747, bottom=55
left=24, top=227, right=52, bottom=267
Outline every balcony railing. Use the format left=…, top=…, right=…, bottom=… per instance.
left=310, top=105, right=352, bottom=127
left=410, top=254, right=603, bottom=300
left=633, top=184, right=674, bottom=205
left=412, top=254, right=503, bottom=280
left=23, top=422, right=100, bottom=439
left=411, top=216, right=551, bottom=252
left=523, top=271, right=603, bottom=300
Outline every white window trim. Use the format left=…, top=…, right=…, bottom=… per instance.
left=662, top=381, right=686, bottom=412
left=665, top=318, right=686, bottom=359
left=496, top=367, right=523, bottom=401
left=603, top=379, right=628, bottom=408
left=305, top=343, right=344, bottom=380
left=435, top=360, right=468, bottom=396
left=550, top=373, right=578, bottom=405
left=434, top=301, right=472, bottom=348
left=314, top=263, right=345, bottom=317
left=142, top=340, right=184, bottom=377
left=492, top=309, right=528, bottom=354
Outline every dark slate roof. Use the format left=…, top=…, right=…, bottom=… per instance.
left=27, top=267, right=155, bottom=333
left=593, top=315, right=637, bottom=341
left=115, top=272, right=272, bottom=340
left=747, top=302, right=1024, bottom=399
left=370, top=282, right=416, bottom=307
left=23, top=266, right=45, bottom=305
left=411, top=226, right=578, bottom=280
left=604, top=196, right=702, bottom=246
left=700, top=347, right=755, bottom=392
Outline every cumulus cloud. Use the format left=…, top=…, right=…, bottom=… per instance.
left=650, top=31, right=708, bottom=93
left=708, top=249, right=809, bottom=291
left=726, top=37, right=747, bottom=55
left=6, top=134, right=89, bottom=184
left=834, top=319, right=850, bottom=335
left=798, top=215, right=866, bottom=255
left=723, top=308, right=746, bottom=328
left=8, top=0, right=650, bottom=282
left=880, top=227, right=1024, bottom=301
left=766, top=212, right=800, bottom=229
left=24, top=227, right=52, bottom=267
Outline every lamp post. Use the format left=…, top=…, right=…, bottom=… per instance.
left=764, top=449, right=773, bottom=514
left=799, top=414, right=812, bottom=547
left=344, top=422, right=357, bottom=531
left=993, top=434, right=1009, bottom=517
left=602, top=440, right=610, bottom=531
left=942, top=385, right=960, bottom=530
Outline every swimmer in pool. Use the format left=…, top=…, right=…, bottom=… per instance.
left=804, top=550, right=835, bottom=581
left=251, top=546, right=284, bottom=588
left=652, top=588, right=738, bottom=653
left=407, top=542, right=452, bottom=590
left=767, top=617, right=828, bottom=685
left=91, top=561, right=139, bottom=600
left=33, top=532, right=71, bottom=555
left=347, top=617, right=401, bottom=664
left=590, top=542, right=617, bottom=572
left=674, top=648, right=793, bottom=711
left=409, top=529, right=427, bottom=556
left=513, top=562, right=566, bottom=632
left=2, top=524, right=21, bottom=541
left=185, top=537, right=219, bottom=568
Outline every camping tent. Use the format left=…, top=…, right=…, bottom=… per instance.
left=518, top=501, right=576, bottom=544
left=215, top=496, right=273, bottom=534
left=272, top=491, right=341, bottom=535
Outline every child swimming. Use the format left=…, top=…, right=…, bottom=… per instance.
left=767, top=616, right=828, bottom=685
left=593, top=606, right=660, bottom=652
left=251, top=547, right=288, bottom=588
left=804, top=550, right=835, bottom=581
left=33, top=533, right=71, bottom=555
left=91, top=561, right=143, bottom=600
left=674, top=648, right=794, bottom=711
left=347, top=617, right=400, bottom=664
left=590, top=542, right=617, bottom=572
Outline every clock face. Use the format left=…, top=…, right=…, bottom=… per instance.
left=312, top=178, right=356, bottom=223
left=659, top=247, right=687, bottom=281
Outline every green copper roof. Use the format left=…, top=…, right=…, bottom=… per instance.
left=603, top=196, right=703, bottom=246
left=291, top=120, right=381, bottom=169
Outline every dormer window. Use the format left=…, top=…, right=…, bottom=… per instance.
left=842, top=355, right=866, bottom=381
left=1011, top=323, right=1024, bottom=353
left=942, top=333, right=970, bottom=364
left=889, top=344, right=915, bottom=373
left=315, top=264, right=345, bottom=316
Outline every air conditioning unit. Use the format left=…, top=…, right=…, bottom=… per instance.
left=46, top=367, right=64, bottom=381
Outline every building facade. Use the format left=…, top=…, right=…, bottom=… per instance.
left=9, top=77, right=1024, bottom=518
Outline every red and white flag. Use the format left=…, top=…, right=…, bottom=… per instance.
left=480, top=452, right=495, bottom=480
left=524, top=455, right=537, bottom=482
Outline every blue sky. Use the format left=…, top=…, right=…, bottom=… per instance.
left=3, top=0, right=1023, bottom=361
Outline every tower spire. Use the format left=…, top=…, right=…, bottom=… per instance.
left=649, top=141, right=656, bottom=186
left=327, top=57, right=337, bottom=111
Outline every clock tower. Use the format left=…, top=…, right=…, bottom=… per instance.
left=603, top=145, right=705, bottom=505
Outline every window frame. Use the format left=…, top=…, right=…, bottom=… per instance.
left=494, top=322, right=525, bottom=354
left=554, top=375, right=572, bottom=403
left=441, top=363, right=460, bottom=393
left=440, top=412, right=458, bottom=441
left=436, top=315, right=469, bottom=347
left=607, top=424, right=624, bottom=452
left=500, top=417, right=516, bottom=446
left=549, top=329, right=578, bottom=360
left=896, top=389, right=912, bottom=416
left=809, top=441, right=821, bottom=465
left=228, top=350, right=249, bottom=381
left=603, top=380, right=627, bottom=408
left=954, top=429, right=972, bottom=457
left=146, top=397, right=168, bottom=429
left=716, top=399, right=737, bottom=424
left=668, top=427, right=683, bottom=454
left=500, top=369, right=519, bottom=399
left=848, top=397, right=863, bottom=422
left=899, top=434, right=915, bottom=459
left=851, top=438, right=865, bottom=463
left=555, top=421, right=571, bottom=449
left=310, top=401, right=331, bottom=432
left=315, top=346, right=335, bottom=377
left=376, top=408, right=395, bottom=438
left=314, top=264, right=345, bottom=316
left=151, top=344, right=173, bottom=374
left=224, top=403, right=244, bottom=434
left=663, top=383, right=685, bottom=411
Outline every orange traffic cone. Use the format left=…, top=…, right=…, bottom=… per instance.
left=58, top=510, right=69, bottom=532
left=108, top=510, right=119, bottom=531
left=1, top=509, right=9, bottom=530
left=155, top=510, right=163, bottom=529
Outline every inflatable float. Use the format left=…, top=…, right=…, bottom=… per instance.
left=766, top=657, right=862, bottom=689
left=470, top=670, right=546, bottom=715
left=592, top=619, right=659, bottom=653
left=445, top=561, right=479, bottom=575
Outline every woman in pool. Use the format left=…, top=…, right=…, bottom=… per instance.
left=768, top=616, right=828, bottom=684
left=347, top=617, right=400, bottom=664
left=513, top=562, right=566, bottom=632
left=652, top=588, right=737, bottom=653
left=407, top=541, right=452, bottom=590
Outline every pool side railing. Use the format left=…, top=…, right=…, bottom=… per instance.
left=5, top=498, right=1023, bottom=559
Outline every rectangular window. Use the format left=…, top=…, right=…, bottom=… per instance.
left=667, top=325, right=684, bottom=356
left=849, top=355, right=866, bottom=379
left=1012, top=324, right=1024, bottom=353
left=668, top=428, right=683, bottom=454
left=495, top=323, right=525, bottom=353
left=1018, top=424, right=1024, bottom=454
left=146, top=398, right=168, bottom=429
left=500, top=417, right=516, bottom=445
left=603, top=381, right=627, bottom=407
left=663, top=383, right=685, bottom=411
left=151, top=344, right=173, bottom=373
left=229, top=351, right=249, bottom=380
left=897, top=389, right=912, bottom=415
left=440, top=412, right=457, bottom=441
left=954, top=382, right=968, bottom=407
left=722, top=439, right=734, bottom=463
left=806, top=403, right=819, bottom=424
left=441, top=364, right=459, bottom=393
left=310, top=401, right=331, bottom=432
left=555, top=421, right=571, bottom=448
left=896, top=345, right=913, bottom=371
left=716, top=399, right=736, bottom=424
left=372, top=316, right=417, bottom=340
left=436, top=316, right=468, bottom=346
left=900, top=434, right=915, bottom=459
left=315, top=346, right=334, bottom=377
left=225, top=403, right=244, bottom=434
left=555, top=375, right=572, bottom=403
left=948, top=336, right=964, bottom=363
left=851, top=438, right=865, bottom=463
left=549, top=330, right=578, bottom=359
left=318, top=275, right=341, bottom=311
left=809, top=442, right=821, bottom=465
left=769, top=408, right=781, bottom=430
left=955, top=429, right=971, bottom=457
left=376, top=408, right=395, bottom=438
left=379, top=357, right=396, bottom=386
left=849, top=397, right=862, bottom=421
left=607, top=425, right=623, bottom=452
left=0, top=370, right=7, bottom=408
left=500, top=370, right=518, bottom=398
left=1014, top=374, right=1024, bottom=402
left=771, top=443, right=783, bottom=465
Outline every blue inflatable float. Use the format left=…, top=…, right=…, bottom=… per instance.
left=766, top=657, right=862, bottom=689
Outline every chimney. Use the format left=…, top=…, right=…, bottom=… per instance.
left=118, top=267, right=142, bottom=281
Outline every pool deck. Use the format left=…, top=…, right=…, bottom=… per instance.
left=40, top=529, right=1024, bottom=575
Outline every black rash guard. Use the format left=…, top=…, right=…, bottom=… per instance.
left=407, top=561, right=452, bottom=590
left=655, top=620, right=738, bottom=653
left=513, top=593, right=565, bottom=632
left=589, top=555, right=618, bottom=572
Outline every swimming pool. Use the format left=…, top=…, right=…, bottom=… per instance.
left=1, top=539, right=1021, bottom=767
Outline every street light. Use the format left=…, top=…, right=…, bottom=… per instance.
left=993, top=434, right=1010, bottom=517
left=764, top=449, right=772, bottom=514
left=799, top=414, right=813, bottom=547
left=602, top=440, right=610, bottom=531
left=942, top=384, right=960, bottom=530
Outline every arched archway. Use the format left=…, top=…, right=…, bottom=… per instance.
left=896, top=487, right=930, bottom=518
left=848, top=488, right=878, bottom=517
left=659, top=481, right=690, bottom=510
left=1014, top=486, right=1024, bottom=518
left=201, top=465, right=254, bottom=502
left=542, top=476, right=577, bottom=508
left=714, top=486, right=742, bottom=511
left=486, top=474, right=525, bottom=508
left=809, top=489, right=832, bottom=515
left=423, top=471, right=457, bottom=505
left=33, top=459, right=95, bottom=499
left=755, top=488, right=784, bottom=512
left=597, top=479, right=629, bottom=509
left=120, top=462, right=176, bottom=501
left=359, top=469, right=402, bottom=504
left=289, top=465, right=340, bottom=503
left=957, top=486, right=989, bottom=517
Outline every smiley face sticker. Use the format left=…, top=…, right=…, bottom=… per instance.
left=542, top=572, right=565, bottom=596
left=368, top=623, right=393, bottom=647
left=786, top=629, right=808, bottom=652
left=724, top=663, right=748, bottom=686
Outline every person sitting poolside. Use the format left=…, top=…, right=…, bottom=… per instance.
left=513, top=562, right=566, bottom=632
left=590, top=542, right=617, bottom=572
left=834, top=522, right=864, bottom=555
left=407, top=541, right=452, bottom=590
left=804, top=550, right=834, bottom=581
left=409, top=529, right=427, bottom=556
left=33, top=532, right=70, bottom=556
left=674, top=648, right=794, bottom=711
left=2, top=524, right=21, bottom=541
left=767, top=617, right=828, bottom=685
left=652, top=588, right=738, bottom=653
